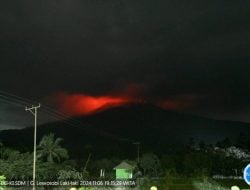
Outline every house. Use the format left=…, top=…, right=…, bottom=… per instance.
left=113, top=161, right=135, bottom=179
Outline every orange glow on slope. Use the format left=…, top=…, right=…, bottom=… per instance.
left=54, top=93, right=134, bottom=116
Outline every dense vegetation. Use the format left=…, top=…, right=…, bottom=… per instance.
left=0, top=133, right=249, bottom=189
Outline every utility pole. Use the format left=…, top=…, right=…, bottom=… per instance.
left=133, top=142, right=140, bottom=163
left=25, top=104, right=40, bottom=190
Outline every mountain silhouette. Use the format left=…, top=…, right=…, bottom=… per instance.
left=0, top=103, right=250, bottom=159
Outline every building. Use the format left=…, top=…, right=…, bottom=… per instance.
left=114, top=161, right=135, bottom=179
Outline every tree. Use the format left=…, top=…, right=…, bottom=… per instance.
left=35, top=161, right=61, bottom=180
left=216, top=138, right=232, bottom=148
left=0, top=151, right=33, bottom=180
left=37, top=133, right=68, bottom=163
left=0, top=143, right=20, bottom=161
left=89, top=158, right=118, bottom=179
left=140, top=153, right=161, bottom=176
left=187, top=137, right=196, bottom=150
left=236, top=133, right=248, bottom=149
left=58, top=169, right=88, bottom=180
left=183, top=152, right=212, bottom=177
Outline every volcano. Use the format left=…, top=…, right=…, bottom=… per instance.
left=0, top=103, right=250, bottom=159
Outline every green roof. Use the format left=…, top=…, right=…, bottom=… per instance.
left=114, top=161, right=135, bottom=170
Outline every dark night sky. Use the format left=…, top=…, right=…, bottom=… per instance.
left=1, top=0, right=250, bottom=129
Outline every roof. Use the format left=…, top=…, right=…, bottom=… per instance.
left=113, top=161, right=135, bottom=170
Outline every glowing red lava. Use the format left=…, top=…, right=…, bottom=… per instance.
left=54, top=93, right=134, bottom=116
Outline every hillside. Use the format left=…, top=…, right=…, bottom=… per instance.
left=0, top=103, right=250, bottom=159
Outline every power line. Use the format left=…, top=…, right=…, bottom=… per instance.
left=0, top=91, right=137, bottom=144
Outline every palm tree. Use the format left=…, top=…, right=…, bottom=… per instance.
left=37, top=133, right=68, bottom=163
